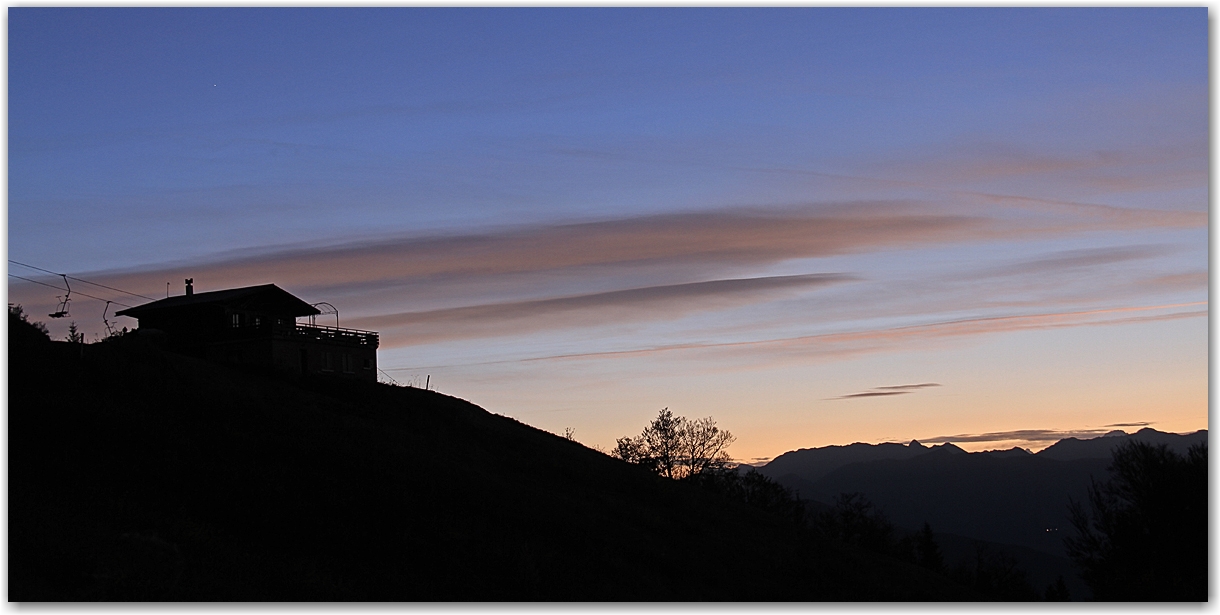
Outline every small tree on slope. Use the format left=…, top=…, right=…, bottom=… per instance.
left=613, top=408, right=735, bottom=480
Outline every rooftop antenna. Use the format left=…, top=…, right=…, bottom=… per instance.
left=48, top=275, right=71, bottom=318
left=310, top=302, right=339, bottom=328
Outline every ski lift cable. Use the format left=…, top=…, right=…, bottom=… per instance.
left=9, top=259, right=156, bottom=301
left=377, top=368, right=401, bottom=386
left=8, top=273, right=67, bottom=293
left=8, top=260, right=157, bottom=301
left=8, top=273, right=135, bottom=308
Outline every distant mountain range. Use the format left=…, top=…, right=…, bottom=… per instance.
left=754, top=427, right=1207, bottom=599
left=761, top=428, right=1205, bottom=483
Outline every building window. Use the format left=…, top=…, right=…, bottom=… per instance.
left=362, top=358, right=372, bottom=371
left=231, top=313, right=241, bottom=328
left=253, top=316, right=261, bottom=327
left=321, top=351, right=333, bottom=372
left=342, top=353, right=354, bottom=373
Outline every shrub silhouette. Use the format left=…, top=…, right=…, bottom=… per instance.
left=1065, top=441, right=1207, bottom=601
left=813, top=492, right=937, bottom=572
left=815, top=492, right=899, bottom=555
left=1043, top=575, right=1071, bottom=601
left=914, top=521, right=944, bottom=573
left=812, top=493, right=1043, bottom=599
left=9, top=304, right=50, bottom=341
left=948, top=545, right=1038, bottom=601
left=687, top=467, right=806, bottom=523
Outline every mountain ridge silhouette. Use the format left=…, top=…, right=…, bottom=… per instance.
left=761, top=427, right=1204, bottom=484
left=756, top=425, right=1206, bottom=600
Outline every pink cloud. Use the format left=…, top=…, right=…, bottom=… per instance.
left=41, top=198, right=1202, bottom=303
left=449, top=302, right=1207, bottom=369
left=8, top=199, right=1204, bottom=346
left=349, top=273, right=852, bottom=345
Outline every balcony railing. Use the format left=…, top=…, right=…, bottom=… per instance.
left=223, top=321, right=379, bottom=348
left=279, top=323, right=379, bottom=348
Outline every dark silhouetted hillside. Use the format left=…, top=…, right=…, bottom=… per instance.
left=9, top=322, right=976, bottom=601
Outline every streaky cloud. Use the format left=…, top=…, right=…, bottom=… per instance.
left=1140, top=271, right=1208, bottom=292
left=828, top=382, right=941, bottom=400
left=979, top=245, right=1172, bottom=279
left=830, top=390, right=911, bottom=400
left=9, top=199, right=1204, bottom=353
left=393, top=302, right=1206, bottom=370
left=874, top=383, right=941, bottom=391
left=350, top=273, right=853, bottom=344
left=80, top=202, right=982, bottom=295
left=918, top=428, right=1124, bottom=444
left=867, top=139, right=1206, bottom=193
left=736, top=164, right=1206, bottom=229
left=57, top=198, right=1203, bottom=305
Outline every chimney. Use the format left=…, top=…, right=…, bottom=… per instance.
left=185, top=278, right=194, bottom=297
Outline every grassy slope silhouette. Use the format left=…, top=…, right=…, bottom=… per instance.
left=9, top=316, right=974, bottom=601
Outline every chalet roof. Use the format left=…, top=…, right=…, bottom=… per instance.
left=115, top=284, right=321, bottom=319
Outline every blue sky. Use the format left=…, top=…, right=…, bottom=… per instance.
left=8, top=8, right=1207, bottom=461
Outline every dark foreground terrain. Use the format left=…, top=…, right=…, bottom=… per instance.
left=9, top=317, right=975, bottom=601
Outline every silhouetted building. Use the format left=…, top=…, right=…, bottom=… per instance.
left=115, top=281, right=378, bottom=381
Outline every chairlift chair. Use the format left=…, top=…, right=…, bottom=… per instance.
left=48, top=275, right=71, bottom=318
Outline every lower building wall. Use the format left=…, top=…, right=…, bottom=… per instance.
left=271, top=339, right=377, bottom=382
left=199, top=338, right=377, bottom=382
left=202, top=338, right=275, bottom=369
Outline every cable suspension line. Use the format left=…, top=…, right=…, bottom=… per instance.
left=8, top=273, right=134, bottom=308
left=8, top=259, right=156, bottom=301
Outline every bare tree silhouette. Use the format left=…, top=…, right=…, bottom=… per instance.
left=612, top=408, right=734, bottom=479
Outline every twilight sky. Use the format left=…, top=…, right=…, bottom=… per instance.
left=8, top=8, right=1207, bottom=463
